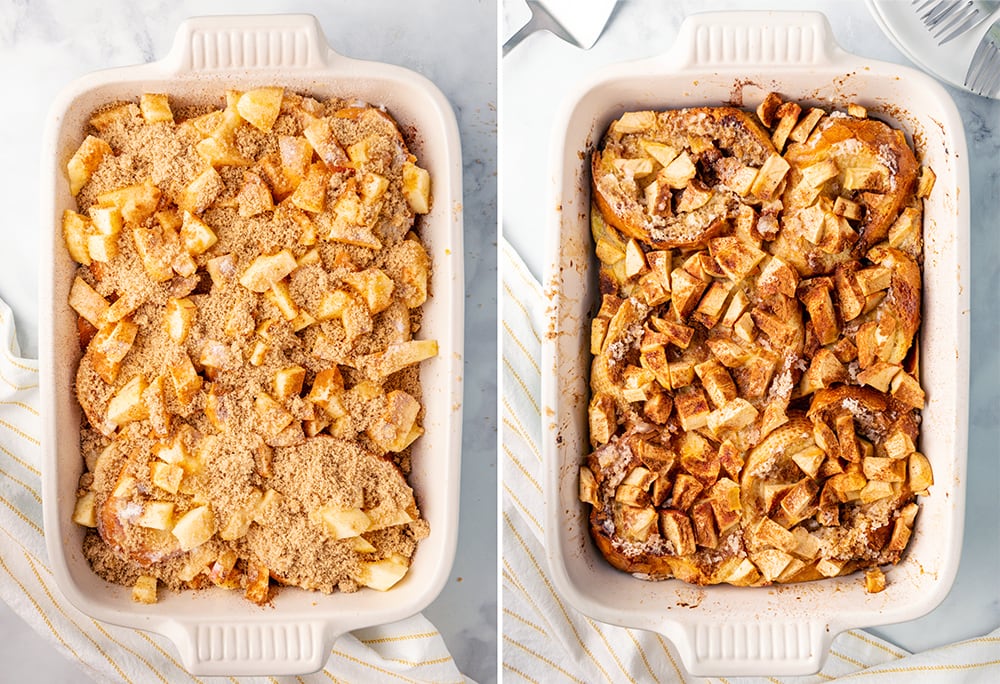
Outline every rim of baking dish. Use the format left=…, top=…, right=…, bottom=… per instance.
left=38, top=14, right=464, bottom=677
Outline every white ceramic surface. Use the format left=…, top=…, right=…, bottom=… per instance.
left=539, top=10, right=969, bottom=678
left=0, top=2, right=497, bottom=682
left=504, top=2, right=999, bottom=672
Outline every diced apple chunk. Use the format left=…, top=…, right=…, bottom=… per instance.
left=152, top=434, right=189, bottom=465
left=72, top=491, right=98, bottom=527
left=132, top=576, right=158, bottom=604
left=395, top=240, right=430, bottom=308
left=239, top=250, right=298, bottom=292
left=750, top=153, right=790, bottom=199
left=98, top=178, right=161, bottom=224
left=303, top=117, right=350, bottom=169
left=639, top=139, right=678, bottom=167
left=249, top=340, right=269, bottom=367
left=89, top=205, right=123, bottom=236
left=169, top=354, right=202, bottom=405
left=289, top=162, right=330, bottom=213
left=612, top=111, right=655, bottom=134
left=180, top=211, right=218, bottom=255
left=244, top=561, right=270, bottom=604
left=916, top=165, right=936, bottom=199
left=360, top=172, right=389, bottom=204
left=356, top=555, right=409, bottom=591
left=273, top=365, right=306, bottom=400
left=367, top=390, right=422, bottom=452
left=178, top=167, right=224, bottom=214
left=63, top=210, right=93, bottom=265
left=219, top=489, right=264, bottom=541
left=68, top=135, right=113, bottom=196
left=279, top=135, right=313, bottom=188
left=143, top=375, right=171, bottom=436
left=236, top=171, right=274, bottom=218
left=137, top=501, right=175, bottom=530
left=265, top=281, right=299, bottom=321
left=69, top=276, right=109, bottom=327
left=306, top=367, right=346, bottom=414
left=864, top=567, right=886, bottom=594
left=131, top=224, right=177, bottom=283
left=315, top=289, right=372, bottom=341
left=326, top=188, right=382, bottom=249
left=206, top=253, right=238, bottom=286
left=165, top=297, right=197, bottom=343
left=908, top=452, right=934, bottom=492
left=87, top=233, right=118, bottom=262
left=171, top=505, right=215, bottom=551
left=313, top=504, right=371, bottom=540
left=346, top=139, right=369, bottom=163
left=659, top=152, right=696, bottom=189
left=402, top=161, right=431, bottom=214
left=195, top=136, right=251, bottom=167
left=253, top=489, right=283, bottom=523
left=360, top=340, right=438, bottom=380
left=140, top=93, right=173, bottom=124
left=236, top=87, right=284, bottom=132
left=89, top=103, right=138, bottom=131
left=254, top=392, right=294, bottom=438
left=343, top=268, right=395, bottom=315
left=106, top=375, right=148, bottom=428
left=151, top=461, right=184, bottom=494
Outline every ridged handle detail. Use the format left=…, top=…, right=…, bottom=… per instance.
left=168, top=620, right=329, bottom=675
left=168, top=15, right=329, bottom=72
left=677, top=12, right=838, bottom=68
left=195, top=622, right=317, bottom=662
left=680, top=621, right=827, bottom=676
left=695, top=621, right=813, bottom=660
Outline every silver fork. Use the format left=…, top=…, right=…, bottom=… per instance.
left=913, top=0, right=1000, bottom=44
left=965, top=17, right=1000, bottom=96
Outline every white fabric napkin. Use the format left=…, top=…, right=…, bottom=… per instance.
left=0, top=297, right=471, bottom=683
left=500, top=239, right=1000, bottom=683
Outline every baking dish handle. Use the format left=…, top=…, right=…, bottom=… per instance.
left=670, top=11, right=844, bottom=70
left=162, top=619, right=334, bottom=676
left=673, top=621, right=832, bottom=677
left=163, top=14, right=333, bottom=73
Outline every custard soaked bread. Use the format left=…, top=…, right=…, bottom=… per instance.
left=582, top=96, right=932, bottom=590
left=66, top=87, right=435, bottom=604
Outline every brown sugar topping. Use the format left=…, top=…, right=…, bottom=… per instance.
left=66, top=87, right=436, bottom=602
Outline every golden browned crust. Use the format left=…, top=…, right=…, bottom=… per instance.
left=591, top=108, right=774, bottom=247
left=582, top=97, right=929, bottom=589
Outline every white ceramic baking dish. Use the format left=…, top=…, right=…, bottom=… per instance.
left=542, top=11, right=969, bottom=678
left=38, top=14, right=463, bottom=676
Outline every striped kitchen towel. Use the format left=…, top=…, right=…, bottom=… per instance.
left=499, top=238, right=1000, bottom=683
left=0, top=297, right=470, bottom=684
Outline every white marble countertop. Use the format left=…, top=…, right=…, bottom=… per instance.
left=0, top=1, right=496, bottom=682
left=503, top=0, right=999, bottom=660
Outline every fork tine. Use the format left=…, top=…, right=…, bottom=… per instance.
left=964, top=37, right=991, bottom=89
left=934, top=6, right=982, bottom=41
left=923, top=0, right=963, bottom=26
left=934, top=8, right=973, bottom=34
left=981, top=51, right=1000, bottom=95
left=976, top=60, right=1000, bottom=96
left=965, top=26, right=999, bottom=94
left=918, top=0, right=1000, bottom=49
